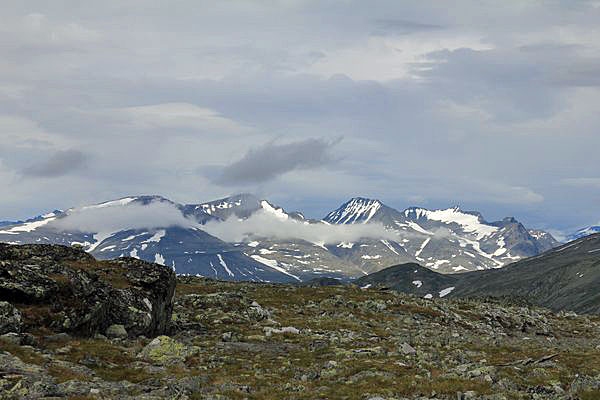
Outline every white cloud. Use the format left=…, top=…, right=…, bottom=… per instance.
left=307, top=34, right=492, bottom=81
left=468, top=180, right=544, bottom=205
left=0, top=115, right=69, bottom=149
left=50, top=200, right=196, bottom=234
left=203, top=209, right=400, bottom=244
left=108, top=103, right=249, bottom=133
left=18, top=13, right=102, bottom=45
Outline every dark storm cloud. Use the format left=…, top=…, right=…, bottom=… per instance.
left=22, top=149, right=88, bottom=178
left=214, top=138, right=341, bottom=186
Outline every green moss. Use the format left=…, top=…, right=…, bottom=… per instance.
left=139, top=335, right=198, bottom=365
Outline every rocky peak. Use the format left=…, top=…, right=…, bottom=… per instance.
left=194, top=193, right=262, bottom=220
left=323, top=197, right=384, bottom=224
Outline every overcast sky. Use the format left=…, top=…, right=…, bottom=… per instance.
left=1, top=1, right=599, bottom=235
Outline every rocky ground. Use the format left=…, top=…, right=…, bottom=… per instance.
left=1, top=244, right=600, bottom=399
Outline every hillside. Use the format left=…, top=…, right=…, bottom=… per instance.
left=355, top=233, right=600, bottom=316
left=451, top=233, right=600, bottom=314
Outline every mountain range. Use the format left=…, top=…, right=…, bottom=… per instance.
left=0, top=193, right=579, bottom=283
left=356, top=232, right=600, bottom=315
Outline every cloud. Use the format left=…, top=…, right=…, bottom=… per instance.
left=1, top=1, right=600, bottom=232
left=203, top=209, right=400, bottom=244
left=560, top=177, right=600, bottom=189
left=103, top=103, right=248, bottom=133
left=49, top=200, right=196, bottom=234
left=546, top=229, right=568, bottom=243
left=22, top=149, right=88, bottom=178
left=213, top=137, right=341, bottom=186
left=468, top=180, right=544, bottom=205
left=373, top=19, right=444, bottom=35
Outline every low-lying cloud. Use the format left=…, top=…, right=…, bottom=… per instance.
left=213, top=137, right=341, bottom=186
left=203, top=209, right=400, bottom=244
left=50, top=201, right=197, bottom=234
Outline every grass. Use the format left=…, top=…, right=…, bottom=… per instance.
left=52, top=339, right=154, bottom=383
left=1, top=341, right=46, bottom=365
left=579, top=389, right=600, bottom=400
left=5, top=274, right=600, bottom=399
left=47, top=364, right=88, bottom=383
left=65, top=259, right=132, bottom=289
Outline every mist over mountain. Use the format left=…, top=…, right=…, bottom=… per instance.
left=0, top=193, right=560, bottom=283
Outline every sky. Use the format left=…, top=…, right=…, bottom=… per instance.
left=1, top=0, right=599, bottom=236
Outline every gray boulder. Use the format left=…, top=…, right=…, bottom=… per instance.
left=106, top=324, right=128, bottom=339
left=0, top=243, right=176, bottom=338
left=0, top=301, right=22, bottom=334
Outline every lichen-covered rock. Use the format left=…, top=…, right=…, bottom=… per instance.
left=0, top=301, right=22, bottom=334
left=0, top=243, right=176, bottom=338
left=106, top=324, right=128, bottom=339
left=137, top=335, right=198, bottom=365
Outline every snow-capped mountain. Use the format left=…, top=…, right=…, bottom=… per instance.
left=567, top=226, right=600, bottom=241
left=0, top=196, right=295, bottom=283
left=196, top=194, right=363, bottom=281
left=323, top=197, right=559, bottom=274
left=0, top=194, right=559, bottom=282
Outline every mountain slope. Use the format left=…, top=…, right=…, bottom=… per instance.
left=451, top=232, right=600, bottom=314
left=354, top=263, right=459, bottom=299
left=357, top=233, right=600, bottom=315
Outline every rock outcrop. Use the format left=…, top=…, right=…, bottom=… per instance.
left=0, top=243, right=175, bottom=338
left=0, top=301, right=22, bottom=334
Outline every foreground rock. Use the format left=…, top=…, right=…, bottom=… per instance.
left=0, top=243, right=175, bottom=337
left=0, top=301, right=22, bottom=334
left=1, top=244, right=600, bottom=399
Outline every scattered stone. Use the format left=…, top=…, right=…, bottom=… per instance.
left=0, top=332, right=22, bottom=345
left=137, top=335, right=198, bottom=365
left=400, top=342, right=416, bottom=355
left=264, top=326, right=300, bottom=336
left=106, top=324, right=128, bottom=339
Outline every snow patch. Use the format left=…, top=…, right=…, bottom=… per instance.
left=217, top=254, right=234, bottom=277
left=260, top=201, right=289, bottom=221
left=250, top=255, right=301, bottom=281
left=142, top=229, right=166, bottom=243
left=82, top=197, right=136, bottom=210
left=439, top=287, right=455, bottom=298
left=154, top=253, right=165, bottom=265
left=421, top=208, right=498, bottom=239
left=0, top=216, right=56, bottom=234
left=87, top=232, right=114, bottom=252
left=415, top=238, right=431, bottom=258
